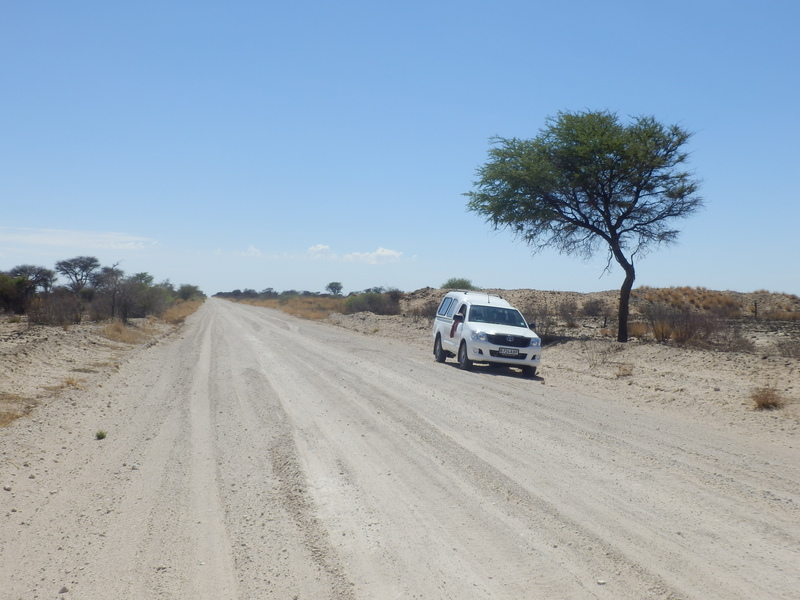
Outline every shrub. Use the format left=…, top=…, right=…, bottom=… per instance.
left=750, top=387, right=786, bottom=410
left=344, top=292, right=401, bottom=315
left=408, top=298, right=440, bottom=321
left=557, top=299, right=579, bottom=327
left=441, top=277, right=477, bottom=290
left=641, top=304, right=720, bottom=346
left=27, top=290, right=83, bottom=326
left=776, top=339, right=800, bottom=359
left=581, top=298, right=607, bottom=317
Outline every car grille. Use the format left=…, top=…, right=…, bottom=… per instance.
left=487, top=334, right=531, bottom=347
left=489, top=351, right=528, bottom=360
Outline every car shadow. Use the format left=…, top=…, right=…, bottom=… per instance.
left=444, top=361, right=542, bottom=381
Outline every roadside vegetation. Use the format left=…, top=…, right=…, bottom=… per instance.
left=215, top=286, right=404, bottom=319
left=0, top=256, right=206, bottom=327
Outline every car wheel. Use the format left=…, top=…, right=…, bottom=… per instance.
left=433, top=335, right=446, bottom=363
left=522, top=365, right=537, bottom=378
left=457, top=342, right=473, bottom=371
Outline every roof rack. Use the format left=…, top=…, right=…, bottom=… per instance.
left=453, top=290, right=505, bottom=303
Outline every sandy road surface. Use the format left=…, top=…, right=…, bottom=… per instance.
left=1, top=298, right=798, bottom=599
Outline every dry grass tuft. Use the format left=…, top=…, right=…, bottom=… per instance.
left=100, top=320, right=151, bottom=344
left=0, top=393, right=37, bottom=427
left=628, top=322, right=648, bottom=338
left=242, top=296, right=346, bottom=320
left=615, top=363, right=634, bottom=377
left=62, top=376, right=85, bottom=389
left=750, top=386, right=787, bottom=410
left=163, top=299, right=204, bottom=324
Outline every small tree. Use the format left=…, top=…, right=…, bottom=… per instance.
left=441, top=277, right=476, bottom=290
left=8, top=264, right=57, bottom=293
left=55, top=256, right=100, bottom=293
left=325, top=281, right=343, bottom=295
left=177, top=284, right=205, bottom=301
left=466, top=110, right=703, bottom=341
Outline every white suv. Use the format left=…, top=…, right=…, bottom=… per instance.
left=432, top=291, right=541, bottom=377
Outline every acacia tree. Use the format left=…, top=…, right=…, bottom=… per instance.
left=466, top=110, right=703, bottom=342
left=55, top=256, right=100, bottom=293
left=325, top=282, right=343, bottom=296
left=8, top=264, right=57, bottom=293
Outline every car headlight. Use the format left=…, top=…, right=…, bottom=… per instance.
left=471, top=331, right=487, bottom=342
left=529, top=338, right=541, bottom=348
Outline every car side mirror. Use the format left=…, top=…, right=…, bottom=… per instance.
left=453, top=314, right=465, bottom=323
left=528, top=322, right=536, bottom=330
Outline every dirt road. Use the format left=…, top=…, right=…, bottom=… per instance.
left=1, top=299, right=798, bottom=599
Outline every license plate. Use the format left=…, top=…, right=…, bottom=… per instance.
left=499, top=348, right=519, bottom=356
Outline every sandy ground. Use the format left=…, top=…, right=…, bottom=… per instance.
left=1, top=296, right=798, bottom=599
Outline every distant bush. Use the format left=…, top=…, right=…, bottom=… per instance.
left=581, top=298, right=608, bottom=317
left=441, top=277, right=477, bottom=290
left=557, top=299, right=579, bottom=327
left=27, top=289, right=83, bottom=325
left=344, top=291, right=401, bottom=315
left=408, top=298, right=440, bottom=321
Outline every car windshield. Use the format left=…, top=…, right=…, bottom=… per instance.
left=468, top=306, right=527, bottom=328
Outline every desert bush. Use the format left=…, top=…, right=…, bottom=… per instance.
left=557, top=299, right=579, bottom=327
left=241, top=296, right=344, bottom=319
left=578, top=339, right=624, bottom=369
left=441, top=277, right=477, bottom=290
left=641, top=304, right=720, bottom=346
left=518, top=299, right=557, bottom=342
left=776, top=339, right=800, bottom=359
left=714, top=325, right=756, bottom=353
left=27, top=289, right=83, bottom=325
left=628, top=322, right=648, bottom=338
left=750, top=386, right=786, bottom=410
left=344, top=292, right=400, bottom=315
left=0, top=273, right=32, bottom=314
left=581, top=298, right=607, bottom=317
left=408, top=298, right=440, bottom=321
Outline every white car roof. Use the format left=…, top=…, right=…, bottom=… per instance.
left=443, top=291, right=514, bottom=309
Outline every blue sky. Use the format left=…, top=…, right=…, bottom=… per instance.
left=2, top=1, right=798, bottom=296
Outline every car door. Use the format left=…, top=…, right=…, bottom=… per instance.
left=442, top=302, right=467, bottom=352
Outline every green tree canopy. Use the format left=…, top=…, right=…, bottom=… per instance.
left=55, top=255, right=100, bottom=293
left=325, top=281, right=343, bottom=295
left=466, top=110, right=703, bottom=341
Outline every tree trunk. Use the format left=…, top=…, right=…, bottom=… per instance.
left=612, top=246, right=636, bottom=343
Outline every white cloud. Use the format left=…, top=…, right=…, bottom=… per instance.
left=0, top=227, right=158, bottom=250
left=234, top=245, right=264, bottom=257
left=343, top=247, right=403, bottom=264
left=306, top=245, right=403, bottom=264
left=307, top=244, right=334, bottom=258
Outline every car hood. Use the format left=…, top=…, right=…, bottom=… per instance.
left=472, top=323, right=539, bottom=339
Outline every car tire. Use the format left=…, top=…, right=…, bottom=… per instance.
left=433, top=335, right=447, bottom=363
left=523, top=365, right=537, bottom=378
left=457, top=342, right=473, bottom=371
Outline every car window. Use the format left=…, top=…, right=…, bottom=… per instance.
left=437, top=297, right=453, bottom=316
left=469, top=306, right=487, bottom=322
left=475, top=307, right=527, bottom=327
left=446, top=299, right=458, bottom=318
left=446, top=301, right=460, bottom=318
